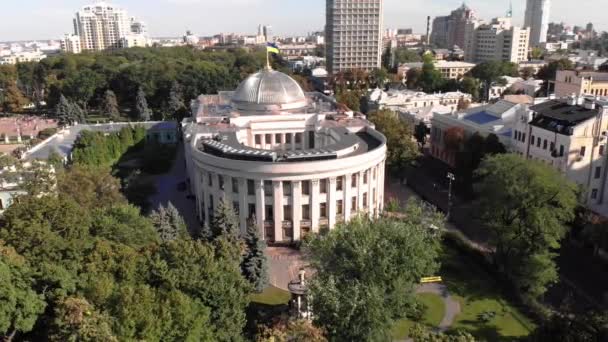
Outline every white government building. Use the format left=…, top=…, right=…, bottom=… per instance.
left=183, top=68, right=387, bottom=242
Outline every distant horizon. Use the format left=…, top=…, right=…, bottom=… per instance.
left=0, top=0, right=606, bottom=42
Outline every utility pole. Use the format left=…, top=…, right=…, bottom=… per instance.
left=446, top=172, right=455, bottom=221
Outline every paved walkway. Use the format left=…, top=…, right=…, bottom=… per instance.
left=266, top=247, right=308, bottom=290
left=416, top=283, right=461, bottom=333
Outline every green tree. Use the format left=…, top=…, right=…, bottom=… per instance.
left=257, top=319, right=327, bottom=342
left=0, top=83, right=28, bottom=113
left=527, top=310, right=608, bottom=342
left=335, top=89, right=362, bottom=112
left=209, top=199, right=240, bottom=241
left=0, top=242, right=46, bottom=341
left=475, top=154, right=578, bottom=299
left=394, top=48, right=422, bottom=64
left=49, top=297, right=117, bottom=342
left=101, top=89, right=120, bottom=121
left=242, top=218, right=268, bottom=292
left=150, top=202, right=189, bottom=242
left=459, top=77, right=480, bottom=102
left=63, top=69, right=104, bottom=110
left=368, top=109, right=419, bottom=174
left=167, top=81, right=186, bottom=120
left=406, top=67, right=422, bottom=89
left=55, top=94, right=84, bottom=125
left=306, top=201, right=443, bottom=341
left=537, top=58, right=574, bottom=81
left=408, top=324, right=475, bottom=342
left=418, top=54, right=445, bottom=93
left=133, top=87, right=152, bottom=121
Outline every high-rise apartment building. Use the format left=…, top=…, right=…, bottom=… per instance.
left=431, top=4, right=476, bottom=49
left=524, top=0, right=551, bottom=46
left=464, top=17, right=530, bottom=64
left=326, top=0, right=383, bottom=74
left=62, top=1, right=148, bottom=53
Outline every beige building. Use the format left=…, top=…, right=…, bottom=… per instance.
left=326, top=0, right=383, bottom=74
left=464, top=17, right=530, bottom=64
left=398, top=60, right=475, bottom=81
left=511, top=96, right=608, bottom=215
left=554, top=70, right=608, bottom=98
left=63, top=1, right=148, bottom=53
left=60, top=34, right=82, bottom=54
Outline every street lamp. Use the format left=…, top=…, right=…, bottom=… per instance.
left=446, top=172, right=455, bottom=221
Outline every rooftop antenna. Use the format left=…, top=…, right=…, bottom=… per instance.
left=506, top=1, right=513, bottom=18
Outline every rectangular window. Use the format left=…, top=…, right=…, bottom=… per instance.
left=208, top=173, right=213, bottom=187
left=283, top=205, right=292, bottom=221
left=295, top=133, right=302, bottom=144
left=302, top=204, right=310, bottom=220
left=351, top=174, right=357, bottom=188
left=255, top=135, right=261, bottom=145
left=537, top=139, right=541, bottom=148
left=232, top=178, right=239, bottom=194
left=283, top=181, right=292, bottom=196
left=363, top=193, right=368, bottom=208
left=550, top=142, right=555, bottom=152
left=248, top=204, right=256, bottom=218
left=363, top=171, right=368, bottom=184
left=320, top=179, right=327, bottom=194
left=248, top=179, right=255, bottom=195
left=286, top=134, right=292, bottom=144
left=595, top=167, right=602, bottom=179
left=233, top=201, right=240, bottom=216
left=275, top=133, right=282, bottom=144
left=351, top=196, right=357, bottom=211
left=581, top=146, right=586, bottom=157
left=265, top=134, right=272, bottom=144
left=336, top=176, right=343, bottom=191
left=522, top=133, right=526, bottom=142
left=543, top=140, right=548, bottom=150
left=320, top=203, right=327, bottom=218
left=219, top=175, right=225, bottom=190
left=265, top=205, right=274, bottom=221
left=264, top=181, right=273, bottom=195
left=336, top=200, right=343, bottom=215
left=591, top=189, right=598, bottom=199
left=302, top=180, right=310, bottom=195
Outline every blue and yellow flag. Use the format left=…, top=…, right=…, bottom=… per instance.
left=266, top=42, right=280, bottom=55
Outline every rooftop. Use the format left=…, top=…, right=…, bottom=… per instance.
left=529, top=99, right=605, bottom=135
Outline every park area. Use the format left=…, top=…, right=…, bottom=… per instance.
left=391, top=242, right=535, bottom=341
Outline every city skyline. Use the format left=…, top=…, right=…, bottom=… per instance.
left=0, top=0, right=606, bottom=42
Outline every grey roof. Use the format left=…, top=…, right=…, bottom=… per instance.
left=232, top=69, right=308, bottom=112
left=529, top=100, right=598, bottom=135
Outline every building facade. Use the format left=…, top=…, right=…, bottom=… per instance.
left=398, top=61, right=475, bottom=81
left=326, top=0, right=383, bottom=74
left=63, top=1, right=148, bottom=52
left=464, top=17, right=530, bottom=63
left=431, top=4, right=476, bottom=49
left=555, top=70, right=608, bottom=98
left=524, top=0, right=551, bottom=47
left=183, top=68, right=387, bottom=242
left=511, top=96, right=608, bottom=215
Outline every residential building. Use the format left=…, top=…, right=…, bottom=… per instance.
left=489, top=76, right=543, bottom=100
left=183, top=68, right=387, bottom=242
left=464, top=17, right=530, bottom=64
left=326, top=0, right=383, bottom=74
left=554, top=70, right=608, bottom=98
left=511, top=96, right=608, bottom=215
left=368, top=88, right=472, bottom=113
left=60, top=34, right=82, bottom=54
left=431, top=3, right=477, bottom=49
left=0, top=50, right=47, bottom=65
left=524, top=0, right=551, bottom=46
left=397, top=60, right=475, bottom=81
left=65, top=1, right=149, bottom=52
left=430, top=99, right=525, bottom=165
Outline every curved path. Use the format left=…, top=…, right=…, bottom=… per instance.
left=416, top=283, right=461, bottom=332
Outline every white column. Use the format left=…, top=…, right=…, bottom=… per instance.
left=292, top=181, right=302, bottom=240
left=280, top=134, right=286, bottom=150
left=261, top=135, right=266, bottom=150
left=194, top=171, right=202, bottom=221
left=344, top=173, right=352, bottom=221
left=223, top=175, right=231, bottom=202
left=301, top=132, right=307, bottom=149
left=328, top=177, right=337, bottom=229
left=311, top=179, right=320, bottom=233
left=291, top=133, right=296, bottom=151
left=201, top=172, right=210, bottom=226
left=273, top=181, right=283, bottom=242
left=368, top=169, right=374, bottom=215
left=255, top=180, right=265, bottom=239
left=238, top=178, right=248, bottom=234
left=270, top=133, right=276, bottom=149
left=378, top=162, right=385, bottom=213
left=357, top=171, right=364, bottom=211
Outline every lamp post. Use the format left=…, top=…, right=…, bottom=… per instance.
left=446, top=172, right=455, bottom=221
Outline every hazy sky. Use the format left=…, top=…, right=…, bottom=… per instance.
left=1, top=0, right=606, bottom=41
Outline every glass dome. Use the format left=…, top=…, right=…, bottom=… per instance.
left=232, top=69, right=308, bottom=112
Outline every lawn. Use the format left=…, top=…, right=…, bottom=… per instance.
left=250, top=286, right=291, bottom=306
left=441, top=243, right=535, bottom=341
left=391, top=292, right=445, bottom=340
